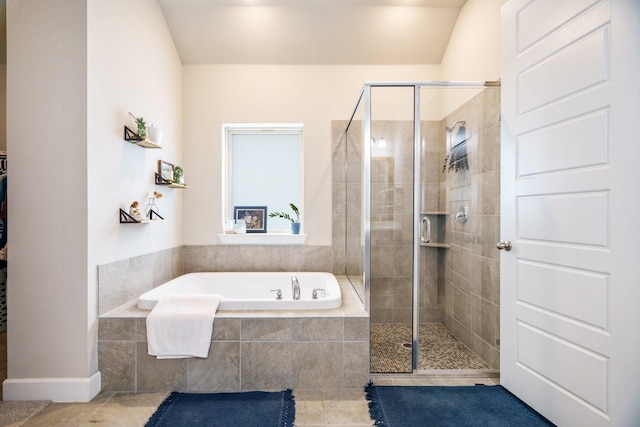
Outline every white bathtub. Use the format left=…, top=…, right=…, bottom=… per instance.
left=137, top=272, right=342, bottom=310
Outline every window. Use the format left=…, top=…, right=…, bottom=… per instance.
left=223, top=124, right=303, bottom=233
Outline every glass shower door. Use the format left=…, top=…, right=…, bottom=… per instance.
left=368, top=86, right=416, bottom=373
left=346, top=81, right=500, bottom=376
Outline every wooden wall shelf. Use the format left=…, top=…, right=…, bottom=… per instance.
left=124, top=126, right=161, bottom=149
left=119, top=208, right=165, bottom=224
left=154, top=173, right=187, bottom=188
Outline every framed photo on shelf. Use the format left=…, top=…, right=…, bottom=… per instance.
left=159, top=160, right=174, bottom=182
left=234, top=206, right=267, bottom=233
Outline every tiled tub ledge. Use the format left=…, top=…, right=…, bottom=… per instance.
left=98, top=277, right=370, bottom=393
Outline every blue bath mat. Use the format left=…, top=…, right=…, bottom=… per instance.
left=145, top=389, right=295, bottom=427
left=365, top=382, right=555, bottom=426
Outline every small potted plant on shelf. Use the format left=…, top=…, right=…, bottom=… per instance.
left=173, top=166, right=184, bottom=185
left=269, top=203, right=301, bottom=234
left=128, top=112, right=147, bottom=138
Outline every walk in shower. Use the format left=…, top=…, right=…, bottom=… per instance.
left=340, top=81, right=501, bottom=374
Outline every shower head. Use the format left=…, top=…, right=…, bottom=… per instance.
left=446, top=120, right=465, bottom=133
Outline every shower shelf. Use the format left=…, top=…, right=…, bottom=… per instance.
left=421, top=242, right=450, bottom=249
left=421, top=211, right=449, bottom=216
left=420, top=211, right=450, bottom=248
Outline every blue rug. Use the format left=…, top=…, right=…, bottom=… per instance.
left=145, top=389, right=295, bottom=427
left=365, top=382, right=555, bottom=426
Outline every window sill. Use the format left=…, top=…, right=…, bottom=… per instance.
left=217, top=233, right=307, bottom=245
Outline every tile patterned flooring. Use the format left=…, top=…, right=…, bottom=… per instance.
left=0, top=331, right=500, bottom=426
left=371, top=323, right=492, bottom=372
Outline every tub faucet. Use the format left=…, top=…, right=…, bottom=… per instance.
left=291, top=276, right=300, bottom=300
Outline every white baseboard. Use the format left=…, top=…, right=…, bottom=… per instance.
left=3, top=371, right=101, bottom=402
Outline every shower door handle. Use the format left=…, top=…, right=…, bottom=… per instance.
left=496, top=241, right=512, bottom=251
left=421, top=217, right=431, bottom=243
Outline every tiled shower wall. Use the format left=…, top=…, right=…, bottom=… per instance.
left=442, top=88, right=501, bottom=368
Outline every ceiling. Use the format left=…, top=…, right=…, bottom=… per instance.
left=157, top=0, right=468, bottom=65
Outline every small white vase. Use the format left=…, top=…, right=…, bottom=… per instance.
left=147, top=126, right=163, bottom=145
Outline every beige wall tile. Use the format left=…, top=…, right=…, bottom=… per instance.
left=188, top=341, right=240, bottom=392
left=98, top=341, right=135, bottom=392
left=343, top=341, right=370, bottom=387
left=98, top=318, right=135, bottom=341
left=136, top=342, right=188, bottom=392
left=293, top=318, right=343, bottom=341
left=293, top=342, right=343, bottom=389
left=240, top=342, right=292, bottom=390
left=212, top=318, right=240, bottom=341
left=344, top=317, right=369, bottom=341
left=98, top=259, right=130, bottom=315
left=241, top=319, right=292, bottom=341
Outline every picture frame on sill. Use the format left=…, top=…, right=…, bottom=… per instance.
left=234, top=206, right=267, bottom=233
left=159, top=160, right=174, bottom=182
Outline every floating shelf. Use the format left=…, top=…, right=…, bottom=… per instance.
left=124, top=126, right=162, bottom=149
left=154, top=173, right=188, bottom=188
left=119, top=208, right=165, bottom=224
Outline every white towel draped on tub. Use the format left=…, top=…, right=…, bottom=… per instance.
left=146, top=294, right=223, bottom=359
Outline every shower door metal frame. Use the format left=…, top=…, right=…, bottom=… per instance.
left=350, top=81, right=495, bottom=373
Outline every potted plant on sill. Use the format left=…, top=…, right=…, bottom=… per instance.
left=269, top=203, right=301, bottom=234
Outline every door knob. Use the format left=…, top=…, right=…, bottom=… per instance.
left=496, top=241, right=512, bottom=251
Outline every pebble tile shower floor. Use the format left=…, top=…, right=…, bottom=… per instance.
left=371, top=323, right=491, bottom=372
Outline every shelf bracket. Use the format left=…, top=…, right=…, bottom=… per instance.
left=147, top=209, right=164, bottom=221
left=119, top=208, right=140, bottom=223
left=155, top=172, right=172, bottom=185
left=124, top=126, right=143, bottom=142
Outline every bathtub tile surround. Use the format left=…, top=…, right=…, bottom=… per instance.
left=243, top=318, right=292, bottom=341
left=99, top=341, right=136, bottom=392
left=99, top=245, right=336, bottom=316
left=98, top=247, right=183, bottom=315
left=98, top=278, right=369, bottom=393
left=183, top=245, right=334, bottom=275
left=188, top=341, right=240, bottom=392
left=136, top=342, right=189, bottom=391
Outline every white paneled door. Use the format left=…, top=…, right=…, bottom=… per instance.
left=501, top=0, right=640, bottom=425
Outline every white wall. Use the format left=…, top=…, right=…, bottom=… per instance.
left=441, top=0, right=507, bottom=82
left=5, top=0, right=92, bottom=400
left=87, top=0, right=182, bottom=266
left=0, top=64, right=5, bottom=151
left=437, top=0, right=507, bottom=117
left=182, top=65, right=440, bottom=246
left=4, top=0, right=182, bottom=402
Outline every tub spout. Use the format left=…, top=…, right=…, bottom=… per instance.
left=291, top=276, right=301, bottom=300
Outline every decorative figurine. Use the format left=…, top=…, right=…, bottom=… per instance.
left=129, top=201, right=144, bottom=222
